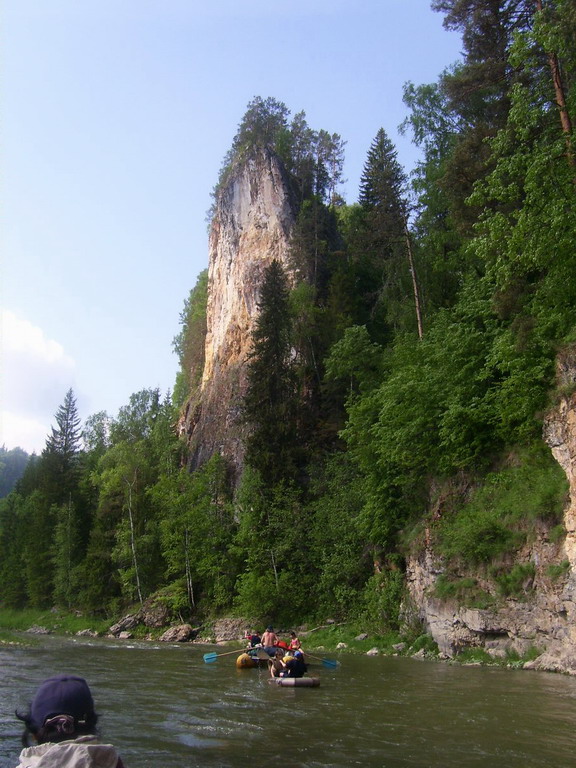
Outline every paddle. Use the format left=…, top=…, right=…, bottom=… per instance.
left=203, top=648, right=245, bottom=664
left=303, top=652, right=339, bottom=669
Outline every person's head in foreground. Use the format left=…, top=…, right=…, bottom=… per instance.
left=15, top=674, right=124, bottom=768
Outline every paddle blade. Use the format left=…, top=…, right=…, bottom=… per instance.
left=203, top=652, right=218, bottom=663
left=321, top=658, right=339, bottom=668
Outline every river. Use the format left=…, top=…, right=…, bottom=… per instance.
left=0, top=635, right=575, bottom=767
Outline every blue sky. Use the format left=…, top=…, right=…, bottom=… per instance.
left=1, top=0, right=462, bottom=454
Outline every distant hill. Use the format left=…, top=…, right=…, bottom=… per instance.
left=0, top=446, right=30, bottom=497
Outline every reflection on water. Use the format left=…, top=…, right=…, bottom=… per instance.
left=1, top=635, right=576, bottom=767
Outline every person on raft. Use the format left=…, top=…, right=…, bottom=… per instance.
left=268, top=648, right=286, bottom=678
left=245, top=630, right=262, bottom=648
left=261, top=626, right=279, bottom=654
left=281, top=650, right=307, bottom=679
left=14, top=674, right=125, bottom=767
left=288, top=631, right=301, bottom=651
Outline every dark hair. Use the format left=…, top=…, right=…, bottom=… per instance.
left=17, top=711, right=99, bottom=746
left=16, top=675, right=99, bottom=747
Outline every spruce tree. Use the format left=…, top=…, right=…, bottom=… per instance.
left=359, top=128, right=407, bottom=222
left=45, top=388, right=82, bottom=459
left=357, top=129, right=421, bottom=337
left=42, top=388, right=82, bottom=505
left=243, top=259, right=298, bottom=487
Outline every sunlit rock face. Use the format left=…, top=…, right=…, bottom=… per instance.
left=182, top=148, right=296, bottom=479
left=405, top=348, right=576, bottom=674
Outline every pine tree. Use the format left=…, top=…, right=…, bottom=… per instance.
left=430, top=0, right=535, bottom=231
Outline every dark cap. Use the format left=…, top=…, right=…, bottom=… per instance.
left=30, top=675, right=95, bottom=731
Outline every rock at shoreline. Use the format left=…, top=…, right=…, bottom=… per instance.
left=159, top=624, right=198, bottom=643
left=26, top=625, right=50, bottom=635
left=213, top=618, right=253, bottom=643
left=109, top=614, right=140, bottom=636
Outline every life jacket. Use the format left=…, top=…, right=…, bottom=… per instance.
left=16, top=735, right=121, bottom=768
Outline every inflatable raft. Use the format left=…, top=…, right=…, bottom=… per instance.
left=236, top=652, right=268, bottom=669
left=273, top=676, right=320, bottom=687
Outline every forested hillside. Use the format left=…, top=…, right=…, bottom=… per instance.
left=1, top=0, right=574, bottom=635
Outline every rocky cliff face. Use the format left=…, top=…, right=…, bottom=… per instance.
left=182, top=148, right=296, bottom=478
left=406, top=351, right=576, bottom=673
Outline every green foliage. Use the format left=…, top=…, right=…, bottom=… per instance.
left=212, top=97, right=346, bottom=211
left=324, top=325, right=384, bottom=399
left=0, top=607, right=110, bottom=635
left=306, top=453, right=372, bottom=618
left=548, top=524, right=566, bottom=544
left=233, top=470, right=315, bottom=625
left=2, top=0, right=575, bottom=635
left=0, top=492, right=29, bottom=607
left=154, top=454, right=236, bottom=615
left=244, top=260, right=300, bottom=486
left=42, top=389, right=83, bottom=506
left=491, top=563, right=536, bottom=598
left=436, top=444, right=568, bottom=565
left=172, top=270, right=208, bottom=407
left=360, top=570, right=405, bottom=632
left=546, top=560, right=570, bottom=582
left=52, top=499, right=84, bottom=608
left=433, top=574, right=495, bottom=608
left=409, top=633, right=439, bottom=655
left=456, top=647, right=495, bottom=665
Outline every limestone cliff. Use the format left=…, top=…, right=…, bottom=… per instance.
left=406, top=349, right=576, bottom=673
left=181, top=148, right=296, bottom=478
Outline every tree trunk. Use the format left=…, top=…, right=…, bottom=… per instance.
left=535, top=0, right=574, bottom=169
left=184, top=527, right=195, bottom=610
left=125, top=472, right=143, bottom=605
left=404, top=221, right=424, bottom=339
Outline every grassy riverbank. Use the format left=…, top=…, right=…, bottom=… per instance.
left=0, top=608, right=111, bottom=644
left=0, top=608, right=540, bottom=671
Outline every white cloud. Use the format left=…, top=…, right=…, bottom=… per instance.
left=0, top=310, right=76, bottom=453
left=1, top=309, right=71, bottom=364
left=0, top=410, right=47, bottom=454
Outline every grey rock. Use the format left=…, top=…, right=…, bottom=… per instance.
left=159, top=624, right=197, bottom=643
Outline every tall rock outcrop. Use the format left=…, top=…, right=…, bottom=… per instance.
left=182, top=148, right=297, bottom=478
left=405, top=348, right=576, bottom=674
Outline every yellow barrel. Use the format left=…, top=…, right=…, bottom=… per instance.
left=236, top=652, right=257, bottom=669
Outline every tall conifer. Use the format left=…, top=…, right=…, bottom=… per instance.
left=243, top=260, right=298, bottom=486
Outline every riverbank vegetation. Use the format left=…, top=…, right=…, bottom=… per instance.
left=1, top=1, right=575, bottom=643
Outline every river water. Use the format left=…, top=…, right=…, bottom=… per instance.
left=1, top=635, right=575, bottom=767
